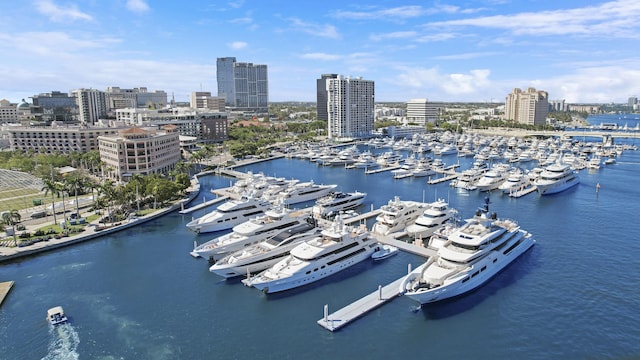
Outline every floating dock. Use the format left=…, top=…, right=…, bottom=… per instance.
left=0, top=281, right=15, bottom=306
left=179, top=196, right=229, bottom=214
left=317, top=277, right=405, bottom=331
left=509, top=186, right=537, bottom=198
left=365, top=165, right=401, bottom=174
left=427, top=173, right=459, bottom=184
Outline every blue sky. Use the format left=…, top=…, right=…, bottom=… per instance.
left=2, top=0, right=639, bottom=104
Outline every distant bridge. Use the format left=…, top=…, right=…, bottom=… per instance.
left=468, top=128, right=640, bottom=140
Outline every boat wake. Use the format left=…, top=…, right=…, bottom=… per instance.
left=41, top=323, right=80, bottom=360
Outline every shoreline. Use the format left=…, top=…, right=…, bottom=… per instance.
left=0, top=179, right=201, bottom=264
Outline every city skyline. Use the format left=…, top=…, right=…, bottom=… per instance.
left=1, top=0, right=639, bottom=104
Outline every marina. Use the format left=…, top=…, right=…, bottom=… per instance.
left=2, top=116, right=640, bottom=359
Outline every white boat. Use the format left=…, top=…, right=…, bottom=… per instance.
left=587, top=156, right=601, bottom=170
left=311, top=191, right=367, bottom=218
left=371, top=244, right=399, bottom=261
left=277, top=181, right=337, bottom=205
left=498, top=170, right=530, bottom=194
left=405, top=199, right=455, bottom=239
left=371, top=196, right=429, bottom=236
left=453, top=169, right=484, bottom=190
left=475, top=165, right=510, bottom=192
left=399, top=198, right=535, bottom=304
left=190, top=206, right=313, bottom=261
left=533, top=162, right=580, bottom=195
left=604, top=157, right=616, bottom=165
left=209, top=220, right=321, bottom=278
left=242, top=219, right=378, bottom=293
left=47, top=306, right=69, bottom=326
left=185, top=196, right=273, bottom=234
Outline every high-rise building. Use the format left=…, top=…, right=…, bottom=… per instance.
left=326, top=75, right=375, bottom=140
left=316, top=74, right=338, bottom=121
left=216, top=57, right=268, bottom=113
left=504, top=87, right=549, bottom=126
left=72, top=88, right=108, bottom=125
left=106, top=87, right=167, bottom=111
left=406, top=98, right=441, bottom=125
left=31, top=91, right=78, bottom=123
left=628, top=97, right=637, bottom=108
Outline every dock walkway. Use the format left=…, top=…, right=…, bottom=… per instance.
left=317, top=277, right=405, bottom=331
left=509, top=185, right=537, bottom=198
left=179, top=196, right=229, bottom=214
left=365, top=165, right=401, bottom=174
left=427, top=173, right=459, bottom=184
left=0, top=281, right=15, bottom=306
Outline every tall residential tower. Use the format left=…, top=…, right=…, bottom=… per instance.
left=216, top=57, right=268, bottom=114
left=504, top=87, right=549, bottom=126
left=326, top=75, right=375, bottom=140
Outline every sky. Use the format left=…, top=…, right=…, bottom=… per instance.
left=1, top=0, right=640, bottom=104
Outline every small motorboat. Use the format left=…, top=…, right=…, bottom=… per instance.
left=47, top=306, right=68, bottom=326
left=604, top=158, right=616, bottom=165
left=371, top=245, right=399, bottom=261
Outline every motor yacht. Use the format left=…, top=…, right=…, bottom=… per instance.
left=371, top=197, right=429, bottom=236
left=185, top=196, right=273, bottom=234
left=242, top=218, right=378, bottom=293
left=190, top=206, right=313, bottom=261
left=534, top=162, right=580, bottom=195
left=47, top=306, right=69, bottom=326
left=276, top=181, right=337, bottom=205
left=405, top=199, right=455, bottom=239
left=209, top=219, right=321, bottom=278
left=498, top=169, right=531, bottom=194
left=399, top=198, right=535, bottom=304
left=311, top=191, right=366, bottom=218
left=475, top=165, right=510, bottom=192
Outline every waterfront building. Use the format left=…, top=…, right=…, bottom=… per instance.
left=549, top=99, right=567, bottom=112
left=216, top=57, right=268, bottom=114
left=384, top=125, right=426, bottom=139
left=7, top=125, right=119, bottom=154
left=105, top=87, right=167, bottom=112
left=406, top=98, right=441, bottom=125
left=71, top=88, right=108, bottom=125
left=98, top=125, right=181, bottom=181
left=504, top=87, right=549, bottom=126
left=316, top=74, right=338, bottom=121
left=190, top=92, right=225, bottom=112
left=326, top=75, right=375, bottom=140
left=567, top=104, right=601, bottom=114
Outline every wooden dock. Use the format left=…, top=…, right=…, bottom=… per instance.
left=317, top=277, right=405, bottom=331
left=0, top=281, right=15, bottom=306
left=179, top=196, right=229, bottom=214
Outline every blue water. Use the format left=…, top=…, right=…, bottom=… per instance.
left=1, top=115, right=640, bottom=359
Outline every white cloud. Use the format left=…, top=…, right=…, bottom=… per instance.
left=288, top=18, right=340, bottom=39
left=331, top=4, right=483, bottom=21
left=370, top=31, right=417, bottom=41
left=228, top=41, right=247, bottom=50
left=431, top=52, right=499, bottom=60
left=35, top=0, right=93, bottom=22
left=300, top=53, right=342, bottom=61
left=426, top=0, right=640, bottom=38
left=126, top=0, right=150, bottom=13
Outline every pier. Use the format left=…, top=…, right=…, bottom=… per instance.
left=509, top=186, right=538, bottom=198
left=365, top=165, right=401, bottom=174
left=179, top=196, right=229, bottom=214
left=317, top=233, right=435, bottom=331
left=317, top=277, right=405, bottom=332
left=0, top=281, right=15, bottom=306
left=427, top=173, right=459, bottom=184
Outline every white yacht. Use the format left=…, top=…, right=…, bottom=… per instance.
left=209, top=220, right=321, bottom=278
left=242, top=219, right=378, bottom=293
left=534, top=162, right=580, bottom=195
left=371, top=197, right=429, bottom=236
left=399, top=198, right=535, bottom=304
left=498, top=170, right=531, bottom=194
left=475, top=165, right=510, bottom=192
left=311, top=191, right=367, bottom=218
left=405, top=199, right=455, bottom=239
left=277, top=181, right=337, bottom=205
left=453, top=169, right=484, bottom=191
left=190, top=206, right=313, bottom=261
left=185, top=196, right=273, bottom=234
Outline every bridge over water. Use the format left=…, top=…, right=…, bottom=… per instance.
left=468, top=128, right=640, bottom=140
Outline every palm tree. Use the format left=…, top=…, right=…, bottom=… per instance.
left=41, top=178, right=59, bottom=225
left=1, top=209, right=21, bottom=247
left=65, top=174, right=86, bottom=217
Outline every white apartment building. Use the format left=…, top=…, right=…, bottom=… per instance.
left=504, top=87, right=549, bottom=126
left=326, top=75, right=375, bottom=140
left=406, top=99, right=441, bottom=125
left=98, top=126, right=181, bottom=181
left=72, top=88, right=108, bottom=125
left=190, top=92, right=225, bottom=112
